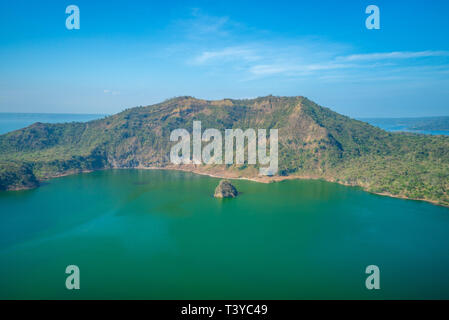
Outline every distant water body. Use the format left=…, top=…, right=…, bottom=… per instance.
left=0, top=169, right=449, bottom=299
left=0, top=113, right=107, bottom=134
left=361, top=117, right=449, bottom=136
left=1, top=113, right=447, bottom=136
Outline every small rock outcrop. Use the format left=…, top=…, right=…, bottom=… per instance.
left=214, top=179, right=238, bottom=198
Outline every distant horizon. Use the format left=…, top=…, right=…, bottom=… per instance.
left=0, top=99, right=448, bottom=119
left=1, top=110, right=449, bottom=119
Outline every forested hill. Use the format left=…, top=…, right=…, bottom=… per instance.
left=0, top=96, right=448, bottom=206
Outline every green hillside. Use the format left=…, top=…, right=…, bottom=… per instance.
left=0, top=96, right=448, bottom=206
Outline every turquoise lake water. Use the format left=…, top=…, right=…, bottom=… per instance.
left=1, top=113, right=448, bottom=299
left=1, top=169, right=449, bottom=299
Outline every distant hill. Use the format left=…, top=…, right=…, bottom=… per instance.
left=362, top=116, right=449, bottom=134
left=409, top=116, right=449, bottom=131
left=0, top=96, right=448, bottom=206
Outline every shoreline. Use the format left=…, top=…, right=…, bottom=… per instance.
left=129, top=165, right=449, bottom=208
left=4, top=165, right=448, bottom=209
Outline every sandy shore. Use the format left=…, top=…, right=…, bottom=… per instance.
left=135, top=164, right=318, bottom=183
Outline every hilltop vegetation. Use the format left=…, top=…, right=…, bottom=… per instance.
left=0, top=96, right=448, bottom=206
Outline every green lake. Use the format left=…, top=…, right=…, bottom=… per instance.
left=1, top=169, right=449, bottom=299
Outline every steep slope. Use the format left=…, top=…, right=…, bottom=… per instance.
left=0, top=96, right=448, bottom=206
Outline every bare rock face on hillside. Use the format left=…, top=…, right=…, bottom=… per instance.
left=1, top=95, right=449, bottom=206
left=214, top=179, right=238, bottom=198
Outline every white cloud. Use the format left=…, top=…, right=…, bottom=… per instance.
left=173, top=8, right=241, bottom=40
left=339, top=50, right=449, bottom=62
left=172, top=10, right=449, bottom=83
left=193, top=47, right=259, bottom=64
left=249, top=64, right=289, bottom=76
left=249, top=62, right=351, bottom=76
left=103, top=89, right=120, bottom=95
left=194, top=46, right=449, bottom=80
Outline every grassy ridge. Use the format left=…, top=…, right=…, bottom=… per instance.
left=0, top=96, right=448, bottom=206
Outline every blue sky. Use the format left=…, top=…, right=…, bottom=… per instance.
left=0, top=0, right=448, bottom=117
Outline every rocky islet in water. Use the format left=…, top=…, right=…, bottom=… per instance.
left=214, top=179, right=238, bottom=198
